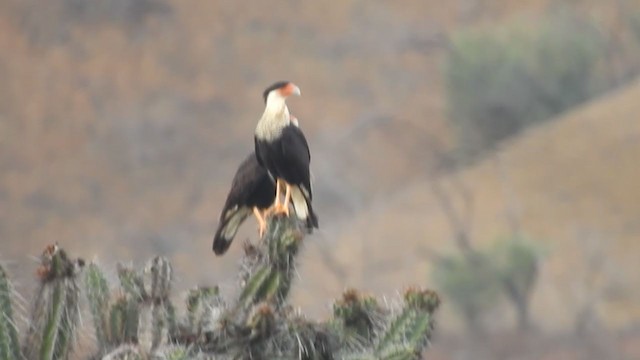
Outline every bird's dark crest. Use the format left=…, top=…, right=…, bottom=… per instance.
left=262, top=81, right=291, bottom=103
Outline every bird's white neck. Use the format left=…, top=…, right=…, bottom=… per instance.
left=263, top=95, right=289, bottom=118
left=256, top=95, right=291, bottom=141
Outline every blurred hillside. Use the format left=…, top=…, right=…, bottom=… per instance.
left=1, top=1, right=640, bottom=358
left=331, top=79, right=640, bottom=330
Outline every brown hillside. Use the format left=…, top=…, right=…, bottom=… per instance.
left=322, top=80, right=640, bottom=331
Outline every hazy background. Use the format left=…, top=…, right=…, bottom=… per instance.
left=1, top=0, right=640, bottom=358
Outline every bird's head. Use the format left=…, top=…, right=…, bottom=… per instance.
left=262, top=81, right=301, bottom=104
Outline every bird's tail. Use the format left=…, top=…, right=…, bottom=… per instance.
left=212, top=206, right=251, bottom=255
left=291, top=186, right=319, bottom=231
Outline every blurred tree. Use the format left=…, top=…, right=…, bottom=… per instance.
left=491, top=235, right=541, bottom=331
left=445, top=10, right=607, bottom=158
left=433, top=251, right=501, bottom=333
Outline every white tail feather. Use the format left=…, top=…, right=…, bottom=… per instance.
left=290, top=186, right=309, bottom=220
left=222, top=207, right=251, bottom=240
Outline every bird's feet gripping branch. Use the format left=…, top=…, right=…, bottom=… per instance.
left=264, top=178, right=291, bottom=218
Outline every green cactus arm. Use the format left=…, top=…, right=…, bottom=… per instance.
left=374, top=289, right=440, bottom=359
left=374, top=308, right=413, bottom=352
left=123, top=256, right=174, bottom=355
left=144, top=256, right=173, bottom=301
left=235, top=216, right=303, bottom=314
left=238, top=267, right=272, bottom=309
left=22, top=245, right=83, bottom=360
left=186, top=286, right=219, bottom=327
left=0, top=265, right=20, bottom=359
left=332, top=289, right=384, bottom=346
left=108, top=297, right=139, bottom=345
left=84, top=262, right=111, bottom=350
left=117, top=265, right=146, bottom=301
left=52, top=280, right=82, bottom=359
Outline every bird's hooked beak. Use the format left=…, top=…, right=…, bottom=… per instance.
left=283, top=83, right=301, bottom=97
left=291, top=84, right=301, bottom=96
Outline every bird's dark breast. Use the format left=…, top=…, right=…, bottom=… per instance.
left=251, top=175, right=276, bottom=210
left=255, top=138, right=282, bottom=177
left=257, top=137, right=306, bottom=186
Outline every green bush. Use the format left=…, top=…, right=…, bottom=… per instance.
left=491, top=235, right=542, bottom=329
left=433, top=235, right=543, bottom=331
left=445, top=12, right=606, bottom=156
left=432, top=252, right=501, bottom=331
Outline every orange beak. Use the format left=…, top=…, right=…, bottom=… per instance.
left=282, top=83, right=301, bottom=97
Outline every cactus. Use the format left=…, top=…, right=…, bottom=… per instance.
left=137, top=256, right=174, bottom=353
left=8, top=215, right=440, bottom=359
left=0, top=264, right=20, bottom=359
left=374, top=288, right=440, bottom=359
left=85, top=262, right=111, bottom=351
left=376, top=289, right=440, bottom=359
left=333, top=289, right=386, bottom=346
left=236, top=215, right=303, bottom=313
left=22, top=244, right=84, bottom=360
left=181, top=286, right=223, bottom=343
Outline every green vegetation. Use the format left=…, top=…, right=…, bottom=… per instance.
left=0, top=216, right=440, bottom=359
left=492, top=236, right=541, bottom=330
left=433, top=235, right=541, bottom=331
left=22, top=246, right=84, bottom=360
left=0, top=264, right=20, bottom=359
left=445, top=12, right=607, bottom=156
left=433, top=251, right=501, bottom=331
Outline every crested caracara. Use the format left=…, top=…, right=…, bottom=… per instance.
left=254, top=81, right=318, bottom=231
left=212, top=116, right=302, bottom=255
left=212, top=152, right=275, bottom=255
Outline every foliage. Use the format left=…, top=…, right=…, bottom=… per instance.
left=432, top=251, right=501, bottom=330
left=0, top=216, right=440, bottom=359
left=491, top=235, right=541, bottom=329
left=445, top=11, right=607, bottom=157
left=491, top=235, right=541, bottom=303
left=433, top=235, right=542, bottom=331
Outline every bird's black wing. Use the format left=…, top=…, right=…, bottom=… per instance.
left=279, top=125, right=312, bottom=200
left=280, top=124, right=318, bottom=228
left=213, top=152, right=271, bottom=255
left=222, top=153, right=269, bottom=214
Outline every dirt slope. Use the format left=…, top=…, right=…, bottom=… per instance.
left=314, top=80, right=640, bottom=330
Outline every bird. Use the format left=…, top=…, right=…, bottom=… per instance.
left=212, top=152, right=275, bottom=255
left=212, top=116, right=302, bottom=256
left=254, top=81, right=319, bottom=231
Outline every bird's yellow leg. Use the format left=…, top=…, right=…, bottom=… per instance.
left=281, top=183, right=292, bottom=216
left=253, top=206, right=268, bottom=238
left=264, top=178, right=282, bottom=217
left=274, top=178, right=282, bottom=208
left=272, top=181, right=291, bottom=216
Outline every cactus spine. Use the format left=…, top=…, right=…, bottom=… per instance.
left=85, top=262, right=111, bottom=351
left=0, top=264, right=20, bottom=359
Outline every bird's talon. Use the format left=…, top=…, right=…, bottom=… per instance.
left=271, top=204, right=290, bottom=216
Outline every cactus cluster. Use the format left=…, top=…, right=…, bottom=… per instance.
left=0, top=215, right=440, bottom=359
